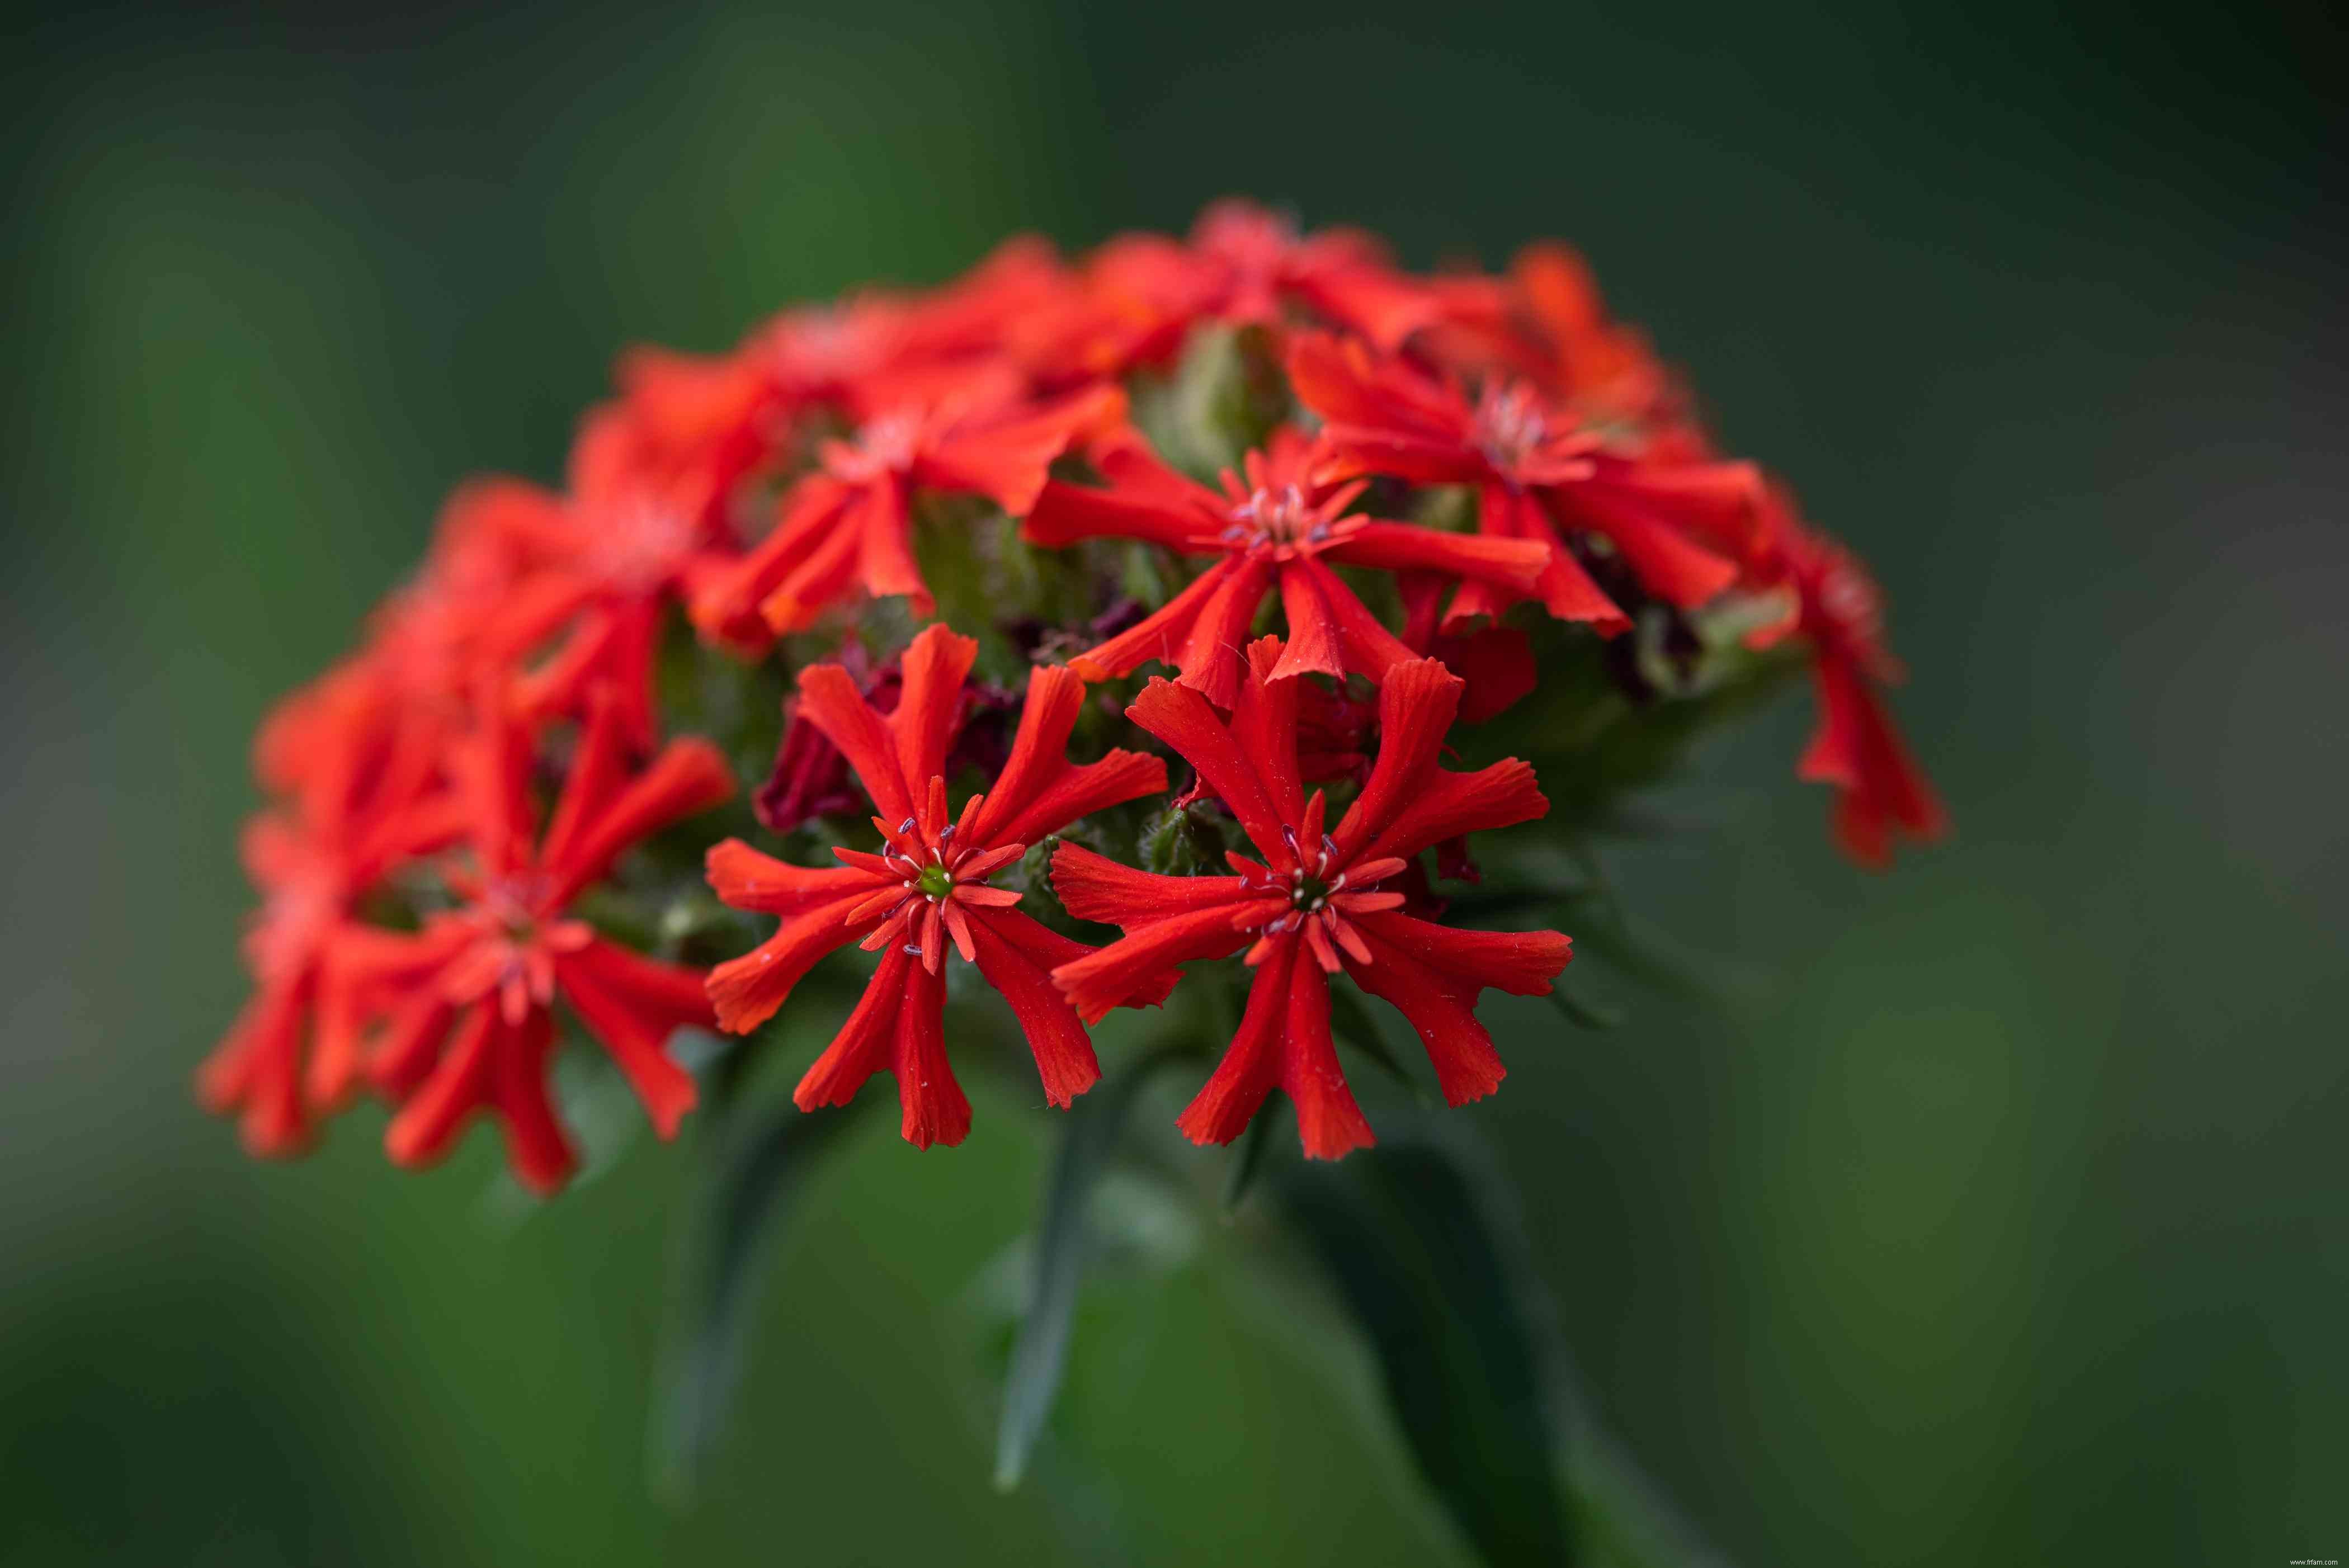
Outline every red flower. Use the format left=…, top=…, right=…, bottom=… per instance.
left=476, top=413, right=741, bottom=752
left=1288, top=330, right=1760, bottom=635
left=704, top=624, right=1170, bottom=1147
left=1023, top=426, right=1548, bottom=706
left=1092, top=199, right=1442, bottom=360
left=361, top=481, right=543, bottom=718
left=1508, top=243, right=1685, bottom=442
left=199, top=660, right=464, bottom=1154
left=1024, top=422, right=1550, bottom=704
left=1051, top=641, right=1571, bottom=1159
left=340, top=687, right=735, bottom=1193
left=691, top=383, right=1124, bottom=647
left=1753, top=511, right=1947, bottom=867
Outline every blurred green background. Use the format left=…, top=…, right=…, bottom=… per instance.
left=4, top=2, right=2342, bottom=1563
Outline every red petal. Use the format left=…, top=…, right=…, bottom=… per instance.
left=1325, top=519, right=1549, bottom=592
left=1230, top=637, right=1305, bottom=828
left=951, top=842, right=1026, bottom=881
left=888, top=957, right=968, bottom=1148
left=794, top=946, right=906, bottom=1113
left=1049, top=842, right=1247, bottom=925
left=1276, top=958, right=1374, bottom=1159
left=796, top=662, right=918, bottom=829
left=983, top=904, right=1178, bottom=1012
left=197, top=972, right=312, bottom=1157
left=1353, top=910, right=1573, bottom=997
left=1173, top=934, right=1296, bottom=1149
left=1354, top=758, right=1549, bottom=867
left=1544, top=471, right=1741, bottom=609
left=1271, top=563, right=1350, bottom=682
left=1339, top=929, right=1507, bottom=1108
left=544, top=735, right=734, bottom=909
left=1329, top=658, right=1462, bottom=860
left=1290, top=558, right=1417, bottom=686
left=704, top=894, right=878, bottom=1034
left=963, top=664, right=1168, bottom=846
left=460, top=687, right=538, bottom=880
left=366, top=994, right=458, bottom=1102
left=1460, top=483, right=1629, bottom=632
left=1007, top=753, right=1169, bottom=855
left=1069, top=568, right=1227, bottom=685
left=383, top=1002, right=497, bottom=1169
left=1287, top=263, right=1442, bottom=355
left=758, top=489, right=872, bottom=634
left=1800, top=650, right=1947, bottom=867
left=889, top=622, right=979, bottom=791
left=850, top=476, right=930, bottom=618
left=1126, top=675, right=1294, bottom=863
left=1051, top=904, right=1251, bottom=1025
left=554, top=938, right=706, bottom=1138
left=707, top=838, right=879, bottom=915
left=941, top=901, right=980, bottom=964
left=918, top=384, right=1125, bottom=516
left=964, top=907, right=1101, bottom=1107
left=1023, top=476, right=1216, bottom=554
left=1285, top=330, right=1470, bottom=446
left=489, top=1008, right=577, bottom=1195
left=1170, top=556, right=1276, bottom=709
left=689, top=477, right=853, bottom=646
left=1428, top=623, right=1537, bottom=726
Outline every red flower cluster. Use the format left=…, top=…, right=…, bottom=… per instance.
left=206, top=199, right=1941, bottom=1186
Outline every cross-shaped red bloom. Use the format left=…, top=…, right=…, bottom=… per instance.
left=336, top=687, right=734, bottom=1192
left=1050, top=640, right=1572, bottom=1159
left=703, top=624, right=1171, bottom=1147
left=690, top=384, right=1124, bottom=648
left=1023, top=426, right=1549, bottom=706
left=475, top=412, right=742, bottom=753
left=1287, top=330, right=1761, bottom=635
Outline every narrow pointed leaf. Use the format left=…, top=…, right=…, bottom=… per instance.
left=652, top=1095, right=869, bottom=1502
left=994, top=1047, right=1180, bottom=1490
left=1277, top=1144, right=1573, bottom=1567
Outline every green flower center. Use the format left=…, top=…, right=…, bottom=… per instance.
left=915, top=863, right=955, bottom=900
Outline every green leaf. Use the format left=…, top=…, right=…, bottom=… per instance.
left=1276, top=1145, right=1574, bottom=1567
left=650, top=1095, right=870, bottom=1504
left=993, top=1048, right=1181, bottom=1490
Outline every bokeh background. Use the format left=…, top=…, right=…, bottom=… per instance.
left=4, top=2, right=2342, bottom=1563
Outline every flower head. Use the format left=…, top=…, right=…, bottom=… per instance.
left=704, top=624, right=1169, bottom=1146
left=1289, top=330, right=1759, bottom=634
left=691, top=384, right=1124, bottom=647
left=337, top=686, right=734, bottom=1192
left=470, top=412, right=742, bottom=752
left=1051, top=640, right=1570, bottom=1159
left=1025, top=426, right=1548, bottom=705
left=199, top=657, right=467, bottom=1154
